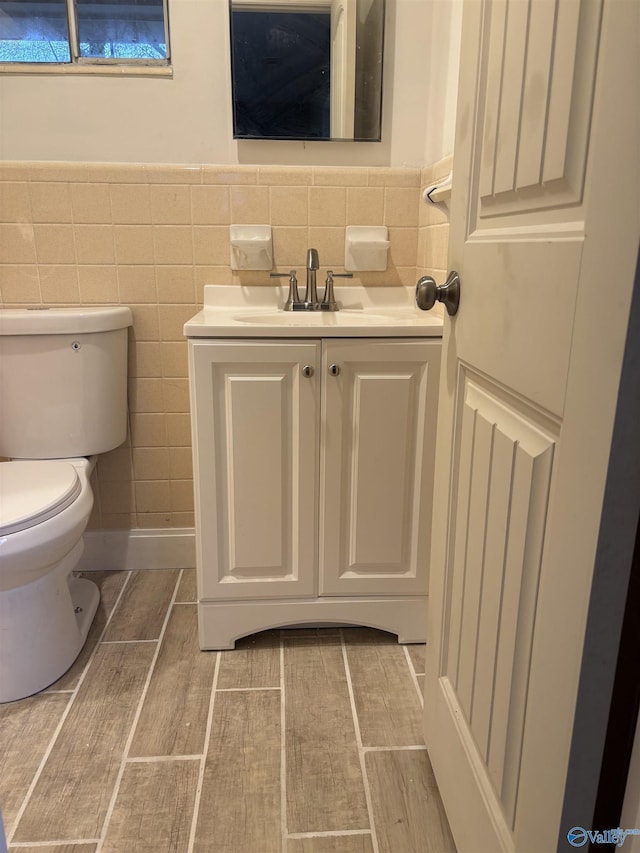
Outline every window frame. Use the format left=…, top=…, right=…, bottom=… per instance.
left=0, top=0, right=172, bottom=72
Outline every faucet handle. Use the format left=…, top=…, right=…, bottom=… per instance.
left=322, top=270, right=353, bottom=311
left=270, top=270, right=300, bottom=310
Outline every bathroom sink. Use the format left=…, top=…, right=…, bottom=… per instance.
left=184, top=285, right=444, bottom=339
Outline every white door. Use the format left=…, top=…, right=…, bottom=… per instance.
left=424, top=2, right=639, bottom=852
left=190, top=340, right=320, bottom=601
left=319, top=338, right=440, bottom=596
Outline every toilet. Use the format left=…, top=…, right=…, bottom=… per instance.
left=0, top=306, right=132, bottom=703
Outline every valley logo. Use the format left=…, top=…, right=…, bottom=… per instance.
left=567, top=827, right=640, bottom=847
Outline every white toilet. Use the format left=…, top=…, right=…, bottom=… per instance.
left=0, top=306, right=132, bottom=703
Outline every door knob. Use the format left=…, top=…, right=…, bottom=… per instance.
left=328, top=364, right=340, bottom=376
left=302, top=365, right=314, bottom=378
left=415, top=270, right=460, bottom=316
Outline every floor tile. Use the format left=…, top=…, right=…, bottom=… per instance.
left=175, top=569, right=197, bottom=602
left=344, top=628, right=424, bottom=747
left=217, top=629, right=280, bottom=690
left=103, top=570, right=179, bottom=641
left=407, top=643, right=426, bottom=674
left=284, top=636, right=369, bottom=834
left=129, top=604, right=217, bottom=757
left=0, top=694, right=70, bottom=831
left=288, top=835, right=374, bottom=853
left=13, top=643, right=155, bottom=842
left=9, top=846, right=97, bottom=853
left=193, top=690, right=281, bottom=853
left=101, top=760, right=199, bottom=853
left=366, top=750, right=456, bottom=853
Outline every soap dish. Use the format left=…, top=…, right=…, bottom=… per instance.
left=345, top=226, right=391, bottom=272
left=230, top=225, right=273, bottom=270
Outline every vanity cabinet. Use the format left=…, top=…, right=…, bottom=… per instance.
left=189, top=336, right=441, bottom=648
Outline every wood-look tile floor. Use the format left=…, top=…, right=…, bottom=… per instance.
left=0, top=570, right=456, bottom=853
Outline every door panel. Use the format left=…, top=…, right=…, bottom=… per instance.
left=190, top=340, right=320, bottom=601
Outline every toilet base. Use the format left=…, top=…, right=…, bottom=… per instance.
left=0, top=539, right=100, bottom=703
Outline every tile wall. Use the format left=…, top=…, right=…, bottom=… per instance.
left=0, top=160, right=450, bottom=531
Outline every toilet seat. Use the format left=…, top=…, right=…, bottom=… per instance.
left=0, top=461, right=82, bottom=535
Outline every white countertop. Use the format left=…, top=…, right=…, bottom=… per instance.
left=184, top=285, right=444, bottom=338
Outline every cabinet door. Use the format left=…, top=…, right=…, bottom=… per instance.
left=319, top=338, right=440, bottom=596
left=190, top=340, right=320, bottom=600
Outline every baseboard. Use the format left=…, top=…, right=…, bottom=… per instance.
left=76, top=528, right=196, bottom=572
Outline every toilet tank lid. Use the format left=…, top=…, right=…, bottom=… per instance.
left=0, top=306, right=132, bottom=335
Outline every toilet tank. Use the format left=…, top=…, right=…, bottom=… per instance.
left=0, top=306, right=133, bottom=459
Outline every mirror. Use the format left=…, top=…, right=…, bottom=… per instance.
left=229, top=0, right=385, bottom=141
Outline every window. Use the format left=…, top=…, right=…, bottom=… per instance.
left=0, top=0, right=170, bottom=65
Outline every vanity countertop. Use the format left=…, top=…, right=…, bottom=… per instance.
left=184, top=285, right=444, bottom=338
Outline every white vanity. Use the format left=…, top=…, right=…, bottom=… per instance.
left=185, top=285, right=443, bottom=648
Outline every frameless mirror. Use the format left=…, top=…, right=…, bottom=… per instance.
left=229, top=0, right=385, bottom=141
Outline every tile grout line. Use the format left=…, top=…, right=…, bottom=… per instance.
left=288, top=830, right=373, bottom=839
left=95, top=569, right=184, bottom=853
left=6, top=570, right=134, bottom=845
left=217, top=686, right=281, bottom=692
left=186, top=649, right=221, bottom=853
left=280, top=632, right=288, bottom=853
left=402, top=645, right=425, bottom=709
left=126, top=754, right=202, bottom=764
left=339, top=629, right=380, bottom=853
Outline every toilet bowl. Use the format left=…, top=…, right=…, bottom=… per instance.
left=0, top=305, right=132, bottom=703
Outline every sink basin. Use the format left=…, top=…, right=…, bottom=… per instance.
left=184, top=285, right=444, bottom=339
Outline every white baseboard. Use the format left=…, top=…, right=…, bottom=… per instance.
left=77, top=528, right=196, bottom=572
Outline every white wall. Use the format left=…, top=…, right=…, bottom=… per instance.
left=0, top=0, right=464, bottom=167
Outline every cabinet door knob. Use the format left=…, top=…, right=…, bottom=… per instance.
left=302, top=364, right=314, bottom=378
left=328, top=363, right=340, bottom=376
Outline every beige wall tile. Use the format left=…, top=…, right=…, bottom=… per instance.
left=202, top=165, right=257, bottom=185
left=158, top=304, right=197, bottom=341
left=0, top=264, right=40, bottom=303
left=170, top=478, right=194, bottom=512
left=258, top=166, right=312, bottom=186
left=230, top=185, right=270, bottom=223
left=39, top=265, right=80, bottom=303
left=74, top=224, right=115, bottom=264
left=110, top=184, right=151, bottom=224
left=129, top=304, right=160, bottom=340
left=153, top=226, right=194, bottom=265
left=34, top=224, right=76, bottom=264
left=168, top=446, right=193, bottom=479
left=130, top=412, right=168, bottom=447
left=388, top=227, right=419, bottom=267
left=384, top=188, right=420, bottom=227
left=137, top=511, right=173, bottom=528
left=166, top=413, right=192, bottom=446
left=97, top=447, right=133, bottom=482
left=0, top=182, right=31, bottom=222
left=309, top=187, right=346, bottom=226
left=145, top=164, right=202, bottom=184
left=150, top=184, right=192, bottom=225
left=423, top=223, right=449, bottom=270
left=99, top=480, right=136, bottom=515
left=135, top=479, right=171, bottom=514
left=100, top=512, right=138, bottom=529
left=163, top=377, right=190, bottom=413
left=161, top=341, right=188, bottom=377
left=172, top=510, right=195, bottom=527
left=346, top=187, right=385, bottom=225
left=272, top=226, right=309, bottom=268
left=13, top=643, right=156, bottom=842
left=133, top=447, right=170, bottom=480
left=270, top=186, right=308, bottom=226
left=29, top=182, right=72, bottom=223
left=156, top=266, right=195, bottom=303
left=129, top=605, right=216, bottom=756
left=70, top=182, right=112, bottom=224
left=191, top=185, right=230, bottom=225
left=307, top=227, right=345, bottom=267
left=368, top=167, right=421, bottom=187
left=313, top=167, right=367, bottom=187
left=114, top=225, right=155, bottom=264
left=193, top=225, right=229, bottom=265
left=131, top=341, right=162, bottom=377
left=0, top=223, right=37, bottom=264
left=78, top=265, right=119, bottom=303
left=130, top=377, right=165, bottom=413
left=101, top=760, right=199, bottom=852
left=88, top=164, right=146, bottom=183
left=118, top=265, right=157, bottom=303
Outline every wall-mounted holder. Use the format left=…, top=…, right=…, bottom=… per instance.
left=422, top=171, right=453, bottom=208
left=230, top=225, right=273, bottom=270
left=344, top=226, right=391, bottom=272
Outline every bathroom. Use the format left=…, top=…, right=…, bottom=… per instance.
left=1, top=0, right=639, bottom=851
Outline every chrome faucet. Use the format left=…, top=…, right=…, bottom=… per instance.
left=305, top=248, right=320, bottom=308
